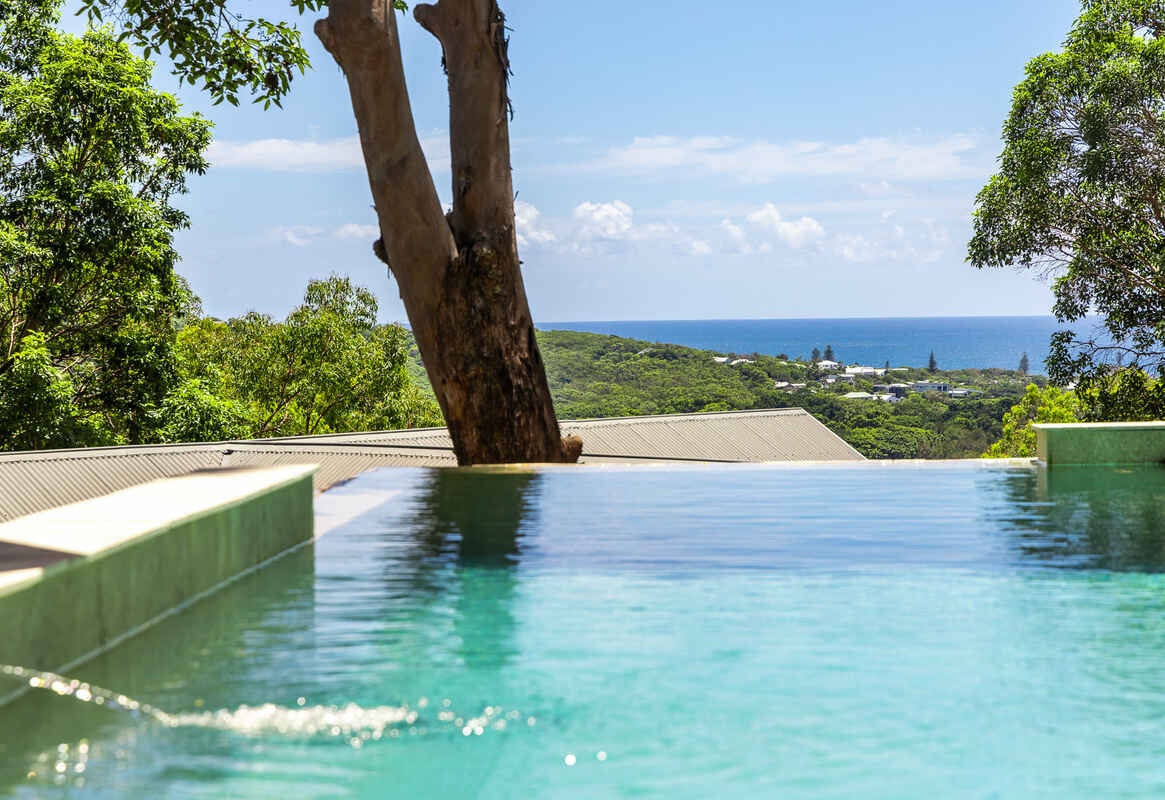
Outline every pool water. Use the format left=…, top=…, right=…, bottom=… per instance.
left=3, top=463, right=1165, bottom=798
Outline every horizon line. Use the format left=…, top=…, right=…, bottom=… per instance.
left=534, top=314, right=1087, bottom=324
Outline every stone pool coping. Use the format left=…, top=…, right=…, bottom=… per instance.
left=0, top=465, right=317, bottom=706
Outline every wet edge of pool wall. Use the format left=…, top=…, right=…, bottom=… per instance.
left=0, top=464, right=318, bottom=704
left=1034, top=422, right=1165, bottom=466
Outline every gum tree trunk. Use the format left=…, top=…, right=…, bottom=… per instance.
left=315, top=0, right=577, bottom=465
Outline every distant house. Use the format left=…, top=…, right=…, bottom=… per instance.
left=712, top=356, right=729, bottom=364
left=789, top=383, right=808, bottom=389
left=834, top=374, right=857, bottom=384
left=843, top=391, right=875, bottom=400
left=729, top=358, right=756, bottom=366
left=845, top=365, right=887, bottom=377
left=816, top=360, right=841, bottom=371
left=947, top=388, right=982, bottom=398
left=887, top=383, right=911, bottom=397
left=874, top=393, right=901, bottom=403
left=773, top=381, right=790, bottom=389
left=913, top=381, right=952, bottom=393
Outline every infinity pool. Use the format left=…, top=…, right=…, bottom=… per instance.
left=3, top=463, right=1165, bottom=798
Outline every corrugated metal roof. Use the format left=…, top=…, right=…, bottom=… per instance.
left=0, top=409, right=861, bottom=521
left=267, top=409, right=863, bottom=463
left=0, top=446, right=225, bottom=522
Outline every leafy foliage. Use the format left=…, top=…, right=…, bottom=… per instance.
left=74, top=0, right=407, bottom=107
left=172, top=275, right=443, bottom=439
left=0, top=332, right=111, bottom=449
left=154, top=378, right=250, bottom=443
left=1078, top=368, right=1165, bottom=420
left=970, top=0, right=1165, bottom=407
left=0, top=13, right=210, bottom=447
left=984, top=383, right=1081, bottom=458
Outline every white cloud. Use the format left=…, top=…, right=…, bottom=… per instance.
left=837, top=234, right=879, bottom=263
left=514, top=201, right=557, bottom=247
left=745, top=203, right=825, bottom=248
left=718, top=219, right=754, bottom=255
left=573, top=200, right=635, bottom=240
left=835, top=219, right=951, bottom=264
left=208, top=133, right=450, bottom=173
left=721, top=219, right=747, bottom=244
left=269, top=226, right=323, bottom=247
left=210, top=137, right=362, bottom=171
left=560, top=200, right=704, bottom=256
left=598, top=133, right=985, bottom=182
left=334, top=223, right=380, bottom=240
left=859, top=180, right=899, bottom=197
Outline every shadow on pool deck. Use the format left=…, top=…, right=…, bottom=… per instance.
left=0, top=541, right=78, bottom=572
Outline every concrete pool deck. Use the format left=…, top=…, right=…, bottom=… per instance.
left=0, top=465, right=316, bottom=704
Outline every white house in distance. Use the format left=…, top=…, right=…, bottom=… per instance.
left=845, top=365, right=887, bottom=377
left=844, top=391, right=900, bottom=403
left=816, top=360, right=841, bottom=371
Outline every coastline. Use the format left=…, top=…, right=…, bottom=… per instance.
left=537, top=316, right=1104, bottom=371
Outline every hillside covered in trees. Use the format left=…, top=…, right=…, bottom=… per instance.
left=411, top=329, right=1034, bottom=460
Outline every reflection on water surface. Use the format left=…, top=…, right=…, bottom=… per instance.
left=3, top=463, right=1165, bottom=799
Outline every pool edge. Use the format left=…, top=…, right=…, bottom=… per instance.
left=0, top=465, right=317, bottom=706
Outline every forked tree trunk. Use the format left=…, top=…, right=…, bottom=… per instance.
left=316, top=0, right=576, bottom=465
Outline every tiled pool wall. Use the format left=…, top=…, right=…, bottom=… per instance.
left=1035, top=422, right=1165, bottom=466
left=0, top=465, right=317, bottom=704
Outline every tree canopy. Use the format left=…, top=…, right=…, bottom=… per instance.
left=72, top=0, right=405, bottom=108
left=984, top=384, right=1081, bottom=458
left=172, top=275, right=442, bottom=440
left=969, top=0, right=1165, bottom=403
left=0, top=7, right=210, bottom=447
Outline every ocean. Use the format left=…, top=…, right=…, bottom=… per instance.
left=539, top=316, right=1106, bottom=372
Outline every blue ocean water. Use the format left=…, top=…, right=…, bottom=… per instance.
left=541, top=316, right=1107, bottom=372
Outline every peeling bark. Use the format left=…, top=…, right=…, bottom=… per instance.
left=316, top=0, right=574, bottom=465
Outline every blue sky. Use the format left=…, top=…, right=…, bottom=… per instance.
left=78, top=0, right=1084, bottom=323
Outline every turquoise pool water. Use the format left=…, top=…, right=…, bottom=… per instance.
left=3, top=463, right=1165, bottom=798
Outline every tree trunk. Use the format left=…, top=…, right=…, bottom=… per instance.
left=315, top=0, right=573, bottom=465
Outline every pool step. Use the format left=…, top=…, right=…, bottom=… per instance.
left=0, top=465, right=317, bottom=705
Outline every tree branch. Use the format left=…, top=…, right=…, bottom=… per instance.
left=415, top=0, right=516, bottom=245
left=314, top=0, right=457, bottom=313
